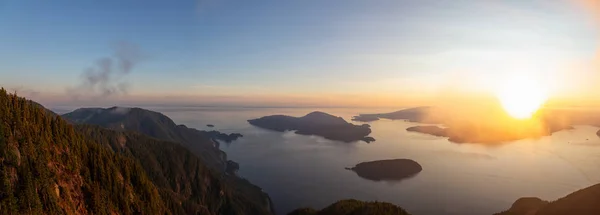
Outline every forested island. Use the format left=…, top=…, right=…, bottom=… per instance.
left=495, top=183, right=600, bottom=215
left=406, top=123, right=573, bottom=144
left=352, top=107, right=435, bottom=123
left=248, top=111, right=375, bottom=143
left=346, top=159, right=422, bottom=181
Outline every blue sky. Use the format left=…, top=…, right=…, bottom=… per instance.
left=0, top=0, right=598, bottom=107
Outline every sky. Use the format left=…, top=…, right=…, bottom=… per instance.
left=0, top=0, right=599, bottom=108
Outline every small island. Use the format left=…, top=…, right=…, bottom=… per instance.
left=202, top=130, right=244, bottom=143
left=207, top=124, right=215, bottom=127
left=248, top=111, right=375, bottom=143
left=346, top=159, right=422, bottom=181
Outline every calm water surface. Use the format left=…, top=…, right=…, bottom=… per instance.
left=154, top=107, right=600, bottom=215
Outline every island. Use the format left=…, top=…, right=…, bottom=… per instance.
left=495, top=183, right=600, bottom=215
left=352, top=106, right=435, bottom=123
left=207, top=124, right=215, bottom=127
left=346, top=159, right=422, bottom=181
left=406, top=123, right=573, bottom=144
left=248, top=111, right=375, bottom=143
left=351, top=114, right=381, bottom=122
left=406, top=126, right=447, bottom=137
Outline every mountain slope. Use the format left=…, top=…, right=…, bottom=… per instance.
left=0, top=88, right=165, bottom=214
left=76, top=124, right=272, bottom=215
left=0, top=89, right=272, bottom=215
left=62, top=107, right=241, bottom=172
left=62, top=106, right=273, bottom=214
left=495, top=183, right=600, bottom=215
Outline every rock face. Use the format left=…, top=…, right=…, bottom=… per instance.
left=248, top=111, right=375, bottom=143
left=288, top=199, right=412, bottom=215
left=495, top=183, right=600, bottom=215
left=346, top=159, right=422, bottom=181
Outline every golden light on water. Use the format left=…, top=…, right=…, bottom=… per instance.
left=495, top=75, right=548, bottom=119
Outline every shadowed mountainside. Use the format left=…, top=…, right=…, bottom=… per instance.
left=62, top=106, right=273, bottom=213
left=62, top=107, right=242, bottom=171
left=248, top=111, right=375, bottom=143
left=495, top=183, right=600, bottom=215
left=76, top=125, right=272, bottom=214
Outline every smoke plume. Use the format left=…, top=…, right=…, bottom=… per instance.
left=68, top=42, right=142, bottom=99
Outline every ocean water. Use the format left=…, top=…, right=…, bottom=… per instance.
left=152, top=107, right=600, bottom=215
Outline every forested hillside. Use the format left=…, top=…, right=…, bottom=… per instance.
left=0, top=88, right=272, bottom=215
left=63, top=107, right=240, bottom=172
left=0, top=88, right=165, bottom=214
left=63, top=106, right=273, bottom=214
left=76, top=125, right=272, bottom=214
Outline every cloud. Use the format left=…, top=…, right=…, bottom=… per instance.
left=67, top=41, right=143, bottom=99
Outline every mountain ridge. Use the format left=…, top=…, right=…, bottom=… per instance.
left=63, top=106, right=242, bottom=171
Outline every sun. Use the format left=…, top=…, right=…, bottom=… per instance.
left=495, top=75, right=548, bottom=119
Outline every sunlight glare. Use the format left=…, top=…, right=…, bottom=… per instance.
left=496, top=75, right=548, bottom=119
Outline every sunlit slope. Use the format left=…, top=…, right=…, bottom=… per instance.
left=0, top=88, right=165, bottom=214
